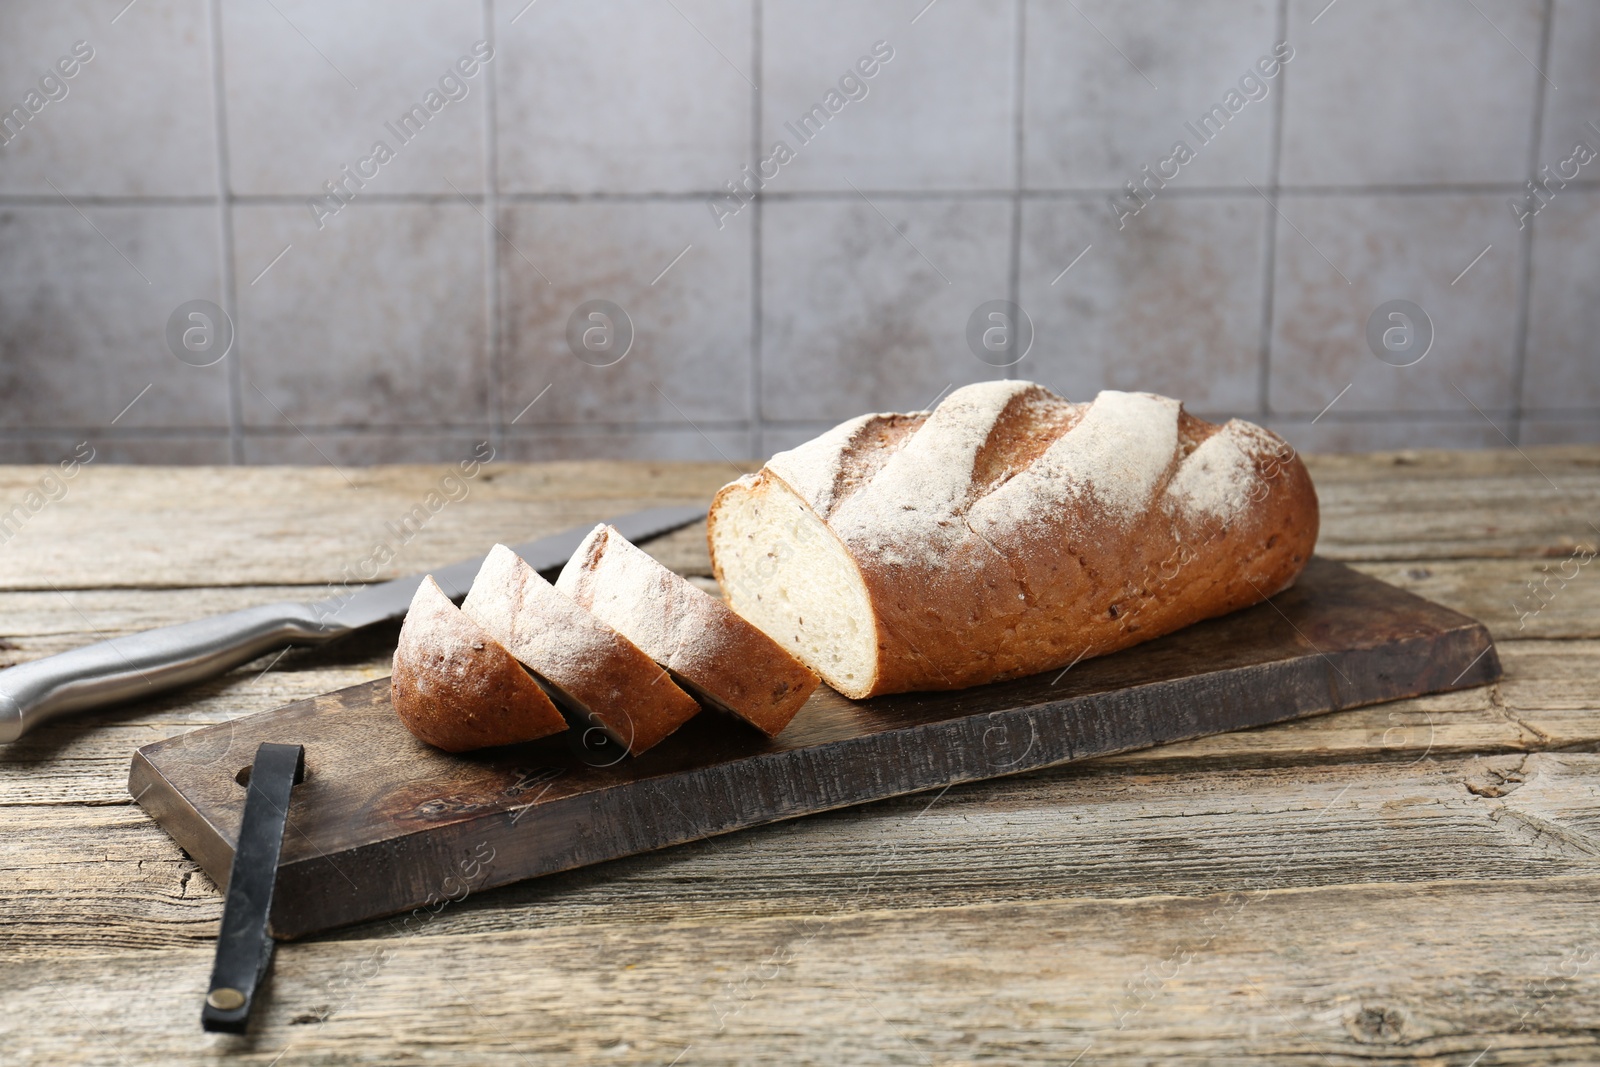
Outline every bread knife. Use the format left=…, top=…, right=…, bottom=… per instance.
left=0, top=504, right=706, bottom=742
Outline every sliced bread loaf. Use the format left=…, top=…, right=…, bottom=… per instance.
left=390, top=575, right=568, bottom=752
left=556, top=524, right=818, bottom=737
left=461, top=544, right=701, bottom=756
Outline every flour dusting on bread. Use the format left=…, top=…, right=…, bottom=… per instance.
left=768, top=411, right=928, bottom=520
left=829, top=380, right=1036, bottom=567
left=1164, top=420, right=1274, bottom=520
left=390, top=575, right=567, bottom=753
left=709, top=380, right=1318, bottom=698
left=557, top=525, right=818, bottom=736
left=971, top=390, right=1180, bottom=537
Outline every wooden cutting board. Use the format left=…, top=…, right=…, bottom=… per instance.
left=130, top=558, right=1498, bottom=939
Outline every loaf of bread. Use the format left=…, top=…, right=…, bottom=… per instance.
left=556, top=524, right=819, bottom=737
left=462, top=544, right=702, bottom=756
left=708, top=382, right=1318, bottom=699
left=390, top=576, right=569, bottom=752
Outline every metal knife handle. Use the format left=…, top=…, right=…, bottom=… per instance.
left=0, top=602, right=345, bottom=742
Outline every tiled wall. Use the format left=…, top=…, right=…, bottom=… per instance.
left=0, top=0, right=1595, bottom=465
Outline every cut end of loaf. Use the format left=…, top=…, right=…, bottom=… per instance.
left=708, top=473, right=879, bottom=700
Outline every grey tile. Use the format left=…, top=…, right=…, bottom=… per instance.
left=761, top=0, right=1014, bottom=193
left=502, top=427, right=755, bottom=463
left=1018, top=194, right=1268, bottom=412
left=1520, top=418, right=1600, bottom=446
left=243, top=432, right=490, bottom=465
left=1267, top=417, right=1508, bottom=454
left=0, top=435, right=231, bottom=464
left=221, top=0, right=487, bottom=196
left=234, top=202, right=488, bottom=428
left=760, top=196, right=1010, bottom=422
left=760, top=421, right=840, bottom=455
left=1024, top=0, right=1277, bottom=190
left=1267, top=193, right=1522, bottom=415
left=1540, top=1, right=1600, bottom=168
left=1280, top=0, right=1544, bottom=187
left=0, top=204, right=230, bottom=430
left=495, top=0, right=751, bottom=195
left=497, top=199, right=752, bottom=426
left=0, top=0, right=217, bottom=196
left=1525, top=189, right=1600, bottom=410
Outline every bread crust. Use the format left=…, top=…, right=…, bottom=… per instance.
left=390, top=575, right=568, bottom=752
left=462, top=544, right=702, bottom=755
left=556, top=524, right=819, bottom=737
left=708, top=383, right=1319, bottom=699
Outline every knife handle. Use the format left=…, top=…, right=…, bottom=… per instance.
left=0, top=602, right=346, bottom=742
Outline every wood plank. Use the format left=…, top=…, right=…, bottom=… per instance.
left=9, top=750, right=1600, bottom=964
left=0, top=449, right=1594, bottom=591
left=0, top=462, right=744, bottom=591
left=1302, top=445, right=1600, bottom=482
left=129, top=560, right=1498, bottom=938
left=1312, top=474, right=1599, bottom=562
left=1346, top=558, right=1600, bottom=640
left=9, top=874, right=1600, bottom=1064
left=1497, top=641, right=1600, bottom=749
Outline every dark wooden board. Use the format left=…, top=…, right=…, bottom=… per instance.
left=129, top=558, right=1499, bottom=939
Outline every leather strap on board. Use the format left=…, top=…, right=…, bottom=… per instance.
left=200, top=742, right=305, bottom=1033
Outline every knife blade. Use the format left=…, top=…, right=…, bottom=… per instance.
left=0, top=504, right=706, bottom=742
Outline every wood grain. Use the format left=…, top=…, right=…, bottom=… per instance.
left=8, top=875, right=1600, bottom=1065
left=0, top=462, right=744, bottom=591
left=2, top=453, right=1598, bottom=1065
left=131, top=560, right=1497, bottom=938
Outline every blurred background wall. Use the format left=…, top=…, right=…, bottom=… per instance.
left=0, top=0, right=1594, bottom=465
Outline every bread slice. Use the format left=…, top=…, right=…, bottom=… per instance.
left=461, top=544, right=701, bottom=756
left=556, top=524, right=819, bottom=737
left=390, top=575, right=568, bottom=752
left=709, top=382, right=1319, bottom=699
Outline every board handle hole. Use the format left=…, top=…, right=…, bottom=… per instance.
left=235, top=765, right=251, bottom=788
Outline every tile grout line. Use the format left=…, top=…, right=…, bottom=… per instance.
left=1004, top=0, right=1027, bottom=383
left=1256, top=0, right=1291, bottom=420
left=206, top=0, right=244, bottom=464
left=0, top=420, right=760, bottom=441
left=1510, top=0, right=1556, bottom=446
left=482, top=0, right=505, bottom=456
left=749, top=0, right=764, bottom=459
left=4, top=182, right=1594, bottom=209
left=10, top=405, right=1583, bottom=442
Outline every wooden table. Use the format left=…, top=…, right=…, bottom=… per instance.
left=2, top=450, right=1597, bottom=1066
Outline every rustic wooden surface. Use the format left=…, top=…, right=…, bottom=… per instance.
left=1, top=448, right=1598, bottom=1065
left=133, top=559, right=1497, bottom=940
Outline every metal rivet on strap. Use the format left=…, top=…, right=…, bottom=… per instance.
left=206, top=987, right=246, bottom=1012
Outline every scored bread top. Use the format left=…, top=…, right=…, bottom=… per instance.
left=721, top=381, right=1318, bottom=697
left=461, top=544, right=702, bottom=756
left=390, top=575, right=568, bottom=752
left=768, top=383, right=1297, bottom=566
left=556, top=524, right=818, bottom=737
